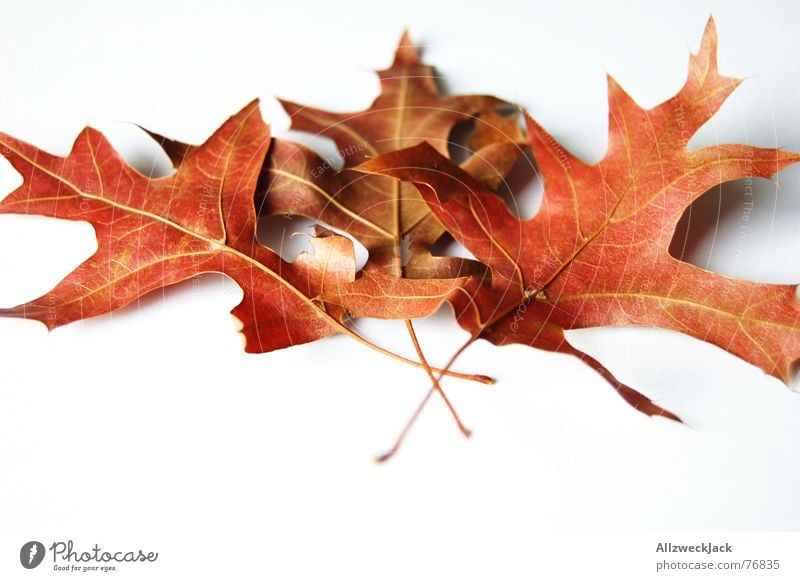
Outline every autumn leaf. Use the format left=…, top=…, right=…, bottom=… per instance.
left=0, top=100, right=354, bottom=352
left=265, top=31, right=523, bottom=279
left=279, top=30, right=509, bottom=169
left=356, top=17, right=800, bottom=420
left=0, top=101, right=489, bottom=384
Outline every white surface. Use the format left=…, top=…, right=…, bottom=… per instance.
left=1, top=0, right=799, bottom=579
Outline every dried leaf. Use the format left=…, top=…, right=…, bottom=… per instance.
left=0, top=101, right=491, bottom=387
left=0, top=101, right=349, bottom=351
left=356, top=18, right=800, bottom=419
left=264, top=32, right=523, bottom=279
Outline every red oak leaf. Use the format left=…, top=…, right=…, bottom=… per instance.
left=267, top=31, right=522, bottom=279
left=0, top=101, right=488, bottom=385
left=0, top=101, right=346, bottom=352
left=356, top=18, right=800, bottom=420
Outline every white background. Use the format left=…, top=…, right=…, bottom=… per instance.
left=1, top=0, right=799, bottom=579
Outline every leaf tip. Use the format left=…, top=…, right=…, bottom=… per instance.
left=276, top=98, right=303, bottom=125
left=374, top=450, right=395, bottom=463
left=0, top=308, right=56, bottom=332
left=239, top=98, right=262, bottom=119
left=652, top=407, right=683, bottom=424
left=691, top=14, right=722, bottom=76
left=394, top=29, right=421, bottom=66
left=700, top=15, right=718, bottom=55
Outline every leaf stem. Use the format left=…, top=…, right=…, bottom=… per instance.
left=403, top=319, right=472, bottom=437
left=338, top=324, right=492, bottom=384
left=375, top=385, right=434, bottom=463
left=376, top=333, right=481, bottom=461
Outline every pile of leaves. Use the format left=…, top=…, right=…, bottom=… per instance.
left=2, top=18, right=800, bottom=459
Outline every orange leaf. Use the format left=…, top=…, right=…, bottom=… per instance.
left=265, top=32, right=523, bottom=279
left=356, top=18, right=800, bottom=420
